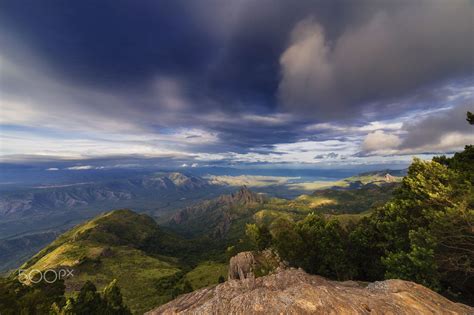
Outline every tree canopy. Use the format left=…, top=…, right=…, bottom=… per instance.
left=251, top=146, right=473, bottom=304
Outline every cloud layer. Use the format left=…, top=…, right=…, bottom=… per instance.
left=279, top=1, right=474, bottom=119
left=0, top=0, right=473, bottom=168
left=361, top=103, right=474, bottom=156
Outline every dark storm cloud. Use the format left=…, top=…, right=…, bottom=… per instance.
left=0, top=0, right=473, bottom=164
left=0, top=0, right=405, bottom=113
left=279, top=0, right=474, bottom=119
left=0, top=1, right=215, bottom=89
left=2, top=0, right=472, bottom=118
left=191, top=0, right=354, bottom=109
left=399, top=103, right=474, bottom=151
left=358, top=102, right=474, bottom=156
left=314, top=152, right=339, bottom=160
left=211, top=121, right=300, bottom=153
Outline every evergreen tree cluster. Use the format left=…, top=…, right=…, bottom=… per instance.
left=0, top=277, right=65, bottom=314
left=153, top=271, right=193, bottom=299
left=247, top=145, right=474, bottom=304
left=53, top=279, right=131, bottom=315
left=0, top=277, right=131, bottom=315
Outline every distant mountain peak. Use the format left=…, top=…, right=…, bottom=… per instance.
left=220, top=186, right=266, bottom=205
left=167, top=172, right=191, bottom=182
left=168, top=187, right=266, bottom=238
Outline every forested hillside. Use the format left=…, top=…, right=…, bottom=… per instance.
left=249, top=145, right=474, bottom=304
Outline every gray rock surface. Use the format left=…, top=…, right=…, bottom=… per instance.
left=147, top=268, right=473, bottom=315
left=228, top=251, right=256, bottom=280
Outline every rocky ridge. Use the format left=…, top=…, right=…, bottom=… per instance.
left=148, top=252, right=473, bottom=315
left=216, top=186, right=266, bottom=205
left=169, top=187, right=266, bottom=237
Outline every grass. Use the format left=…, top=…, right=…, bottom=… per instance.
left=28, top=241, right=104, bottom=271
left=18, top=209, right=186, bottom=314
left=23, top=242, right=181, bottom=314
left=287, top=180, right=347, bottom=191
left=293, top=195, right=337, bottom=208
left=287, top=172, right=402, bottom=191
left=68, top=247, right=180, bottom=314
left=344, top=174, right=402, bottom=186
left=309, top=184, right=398, bottom=214
left=185, top=261, right=228, bottom=290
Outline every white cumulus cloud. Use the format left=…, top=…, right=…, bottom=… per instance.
left=362, top=131, right=402, bottom=153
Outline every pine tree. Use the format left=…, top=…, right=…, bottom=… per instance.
left=467, top=111, right=474, bottom=125
left=102, top=279, right=131, bottom=315
left=72, top=281, right=103, bottom=314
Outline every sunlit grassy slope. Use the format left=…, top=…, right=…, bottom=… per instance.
left=185, top=261, right=228, bottom=290
left=19, top=210, right=194, bottom=314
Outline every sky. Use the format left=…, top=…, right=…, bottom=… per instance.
left=0, top=0, right=473, bottom=170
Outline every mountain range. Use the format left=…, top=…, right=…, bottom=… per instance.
left=2, top=153, right=472, bottom=314
left=0, top=170, right=402, bottom=274
left=10, top=170, right=404, bottom=313
left=0, top=172, right=226, bottom=274
left=0, top=172, right=210, bottom=218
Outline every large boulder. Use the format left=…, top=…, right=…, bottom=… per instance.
left=228, top=250, right=284, bottom=280
left=147, top=267, right=473, bottom=314
left=228, top=251, right=256, bottom=280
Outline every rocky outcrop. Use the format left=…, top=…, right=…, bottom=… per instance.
left=228, top=250, right=284, bottom=280
left=168, top=187, right=266, bottom=238
left=147, top=268, right=473, bottom=315
left=385, top=173, right=395, bottom=182
left=217, top=186, right=266, bottom=205
left=228, top=251, right=256, bottom=280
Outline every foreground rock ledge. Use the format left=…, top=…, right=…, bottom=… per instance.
left=147, top=268, right=472, bottom=315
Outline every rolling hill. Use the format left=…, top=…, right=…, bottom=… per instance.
left=17, top=209, right=227, bottom=314
left=166, top=179, right=399, bottom=242
left=0, top=172, right=230, bottom=274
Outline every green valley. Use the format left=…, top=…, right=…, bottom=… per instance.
left=1, top=147, right=472, bottom=313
